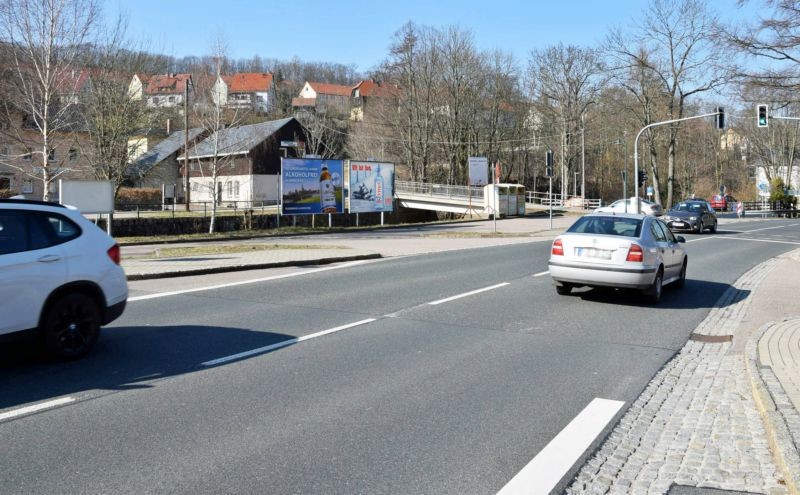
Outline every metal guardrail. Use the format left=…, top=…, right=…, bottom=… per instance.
left=396, top=180, right=484, bottom=200
left=526, top=191, right=602, bottom=209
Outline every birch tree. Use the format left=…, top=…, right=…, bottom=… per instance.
left=0, top=0, right=99, bottom=200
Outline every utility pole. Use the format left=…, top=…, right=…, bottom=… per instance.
left=184, top=82, right=190, bottom=211
left=581, top=114, right=585, bottom=207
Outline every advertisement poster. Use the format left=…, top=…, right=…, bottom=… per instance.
left=281, top=158, right=344, bottom=215
left=349, top=161, right=394, bottom=213
left=468, top=156, right=488, bottom=186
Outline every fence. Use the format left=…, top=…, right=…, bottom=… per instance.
left=526, top=191, right=602, bottom=209
left=395, top=180, right=484, bottom=200
left=113, top=200, right=280, bottom=219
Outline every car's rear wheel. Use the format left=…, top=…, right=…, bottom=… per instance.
left=675, top=259, right=687, bottom=289
left=555, top=283, right=573, bottom=295
left=644, top=268, right=663, bottom=304
left=41, top=293, right=101, bottom=359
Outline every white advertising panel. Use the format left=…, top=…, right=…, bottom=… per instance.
left=468, top=157, right=488, bottom=186
left=59, top=180, right=114, bottom=214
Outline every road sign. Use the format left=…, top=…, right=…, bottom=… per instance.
left=280, top=141, right=299, bottom=147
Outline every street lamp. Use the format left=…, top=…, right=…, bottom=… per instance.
left=614, top=138, right=628, bottom=212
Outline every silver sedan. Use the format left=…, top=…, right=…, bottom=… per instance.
left=548, top=213, right=687, bottom=303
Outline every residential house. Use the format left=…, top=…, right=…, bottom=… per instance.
left=291, top=81, right=352, bottom=115
left=129, top=73, right=193, bottom=110
left=180, top=117, right=309, bottom=204
left=350, top=79, right=400, bottom=122
left=126, top=128, right=206, bottom=191
left=212, top=73, right=276, bottom=113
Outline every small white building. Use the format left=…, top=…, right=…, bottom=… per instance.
left=212, top=73, right=276, bottom=113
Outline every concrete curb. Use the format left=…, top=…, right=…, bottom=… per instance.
left=746, top=319, right=800, bottom=495
left=125, top=253, right=382, bottom=281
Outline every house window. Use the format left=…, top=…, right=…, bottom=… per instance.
left=0, top=177, right=10, bottom=190
left=49, top=181, right=57, bottom=193
left=68, top=148, right=78, bottom=160
left=148, top=97, right=154, bottom=105
left=168, top=96, right=175, bottom=103
left=191, top=182, right=198, bottom=192
left=48, top=148, right=55, bottom=161
left=23, top=148, right=32, bottom=160
left=22, top=179, right=33, bottom=193
left=190, top=163, right=198, bottom=171
left=234, top=181, right=240, bottom=197
left=226, top=181, right=232, bottom=197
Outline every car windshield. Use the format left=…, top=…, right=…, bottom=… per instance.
left=568, top=216, right=643, bottom=237
left=672, top=202, right=701, bottom=212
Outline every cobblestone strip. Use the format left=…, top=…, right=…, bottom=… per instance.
left=566, top=258, right=788, bottom=495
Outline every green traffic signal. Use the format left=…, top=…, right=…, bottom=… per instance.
left=757, top=104, right=769, bottom=127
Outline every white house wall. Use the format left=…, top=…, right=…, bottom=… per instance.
left=190, top=174, right=279, bottom=204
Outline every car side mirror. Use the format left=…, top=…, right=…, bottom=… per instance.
left=676, top=236, right=686, bottom=243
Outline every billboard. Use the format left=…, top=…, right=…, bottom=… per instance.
left=468, top=156, right=488, bottom=186
left=59, top=180, right=113, bottom=214
left=281, top=158, right=344, bottom=215
left=349, top=161, right=394, bottom=213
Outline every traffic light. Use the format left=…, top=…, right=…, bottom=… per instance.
left=757, top=104, right=769, bottom=128
left=637, top=170, right=647, bottom=187
left=715, top=107, right=725, bottom=129
left=545, top=149, right=554, bottom=177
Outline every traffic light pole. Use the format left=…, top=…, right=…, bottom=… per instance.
left=633, top=111, right=722, bottom=214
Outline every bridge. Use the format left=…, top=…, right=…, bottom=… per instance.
left=395, top=180, right=602, bottom=215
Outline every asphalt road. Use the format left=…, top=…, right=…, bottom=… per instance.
left=2, top=218, right=799, bottom=494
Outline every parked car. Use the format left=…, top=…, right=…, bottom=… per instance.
left=548, top=213, right=687, bottom=303
left=594, top=197, right=663, bottom=216
left=709, top=194, right=736, bottom=211
left=0, top=199, right=128, bottom=358
left=663, top=200, right=717, bottom=233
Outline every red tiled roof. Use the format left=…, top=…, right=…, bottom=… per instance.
left=291, top=97, right=316, bottom=107
left=222, top=73, right=274, bottom=92
left=352, top=79, right=400, bottom=98
left=308, top=82, right=352, bottom=97
left=54, top=69, right=91, bottom=94
left=143, top=74, right=192, bottom=95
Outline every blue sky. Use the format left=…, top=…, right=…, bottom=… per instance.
left=109, top=0, right=761, bottom=73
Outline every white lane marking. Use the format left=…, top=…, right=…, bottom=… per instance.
left=129, top=260, right=371, bottom=302
left=719, top=236, right=800, bottom=246
left=497, top=398, right=625, bottom=495
left=0, top=397, right=76, bottom=422
left=533, top=271, right=549, bottom=277
left=427, top=283, right=510, bottom=306
left=201, top=318, right=377, bottom=366
left=738, top=225, right=787, bottom=233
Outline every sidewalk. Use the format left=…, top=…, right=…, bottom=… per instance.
left=120, top=214, right=800, bottom=494
left=567, top=249, right=800, bottom=494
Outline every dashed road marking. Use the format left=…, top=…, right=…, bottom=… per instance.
left=201, top=318, right=377, bottom=366
left=0, top=397, right=76, bottom=422
left=428, top=283, right=510, bottom=306
left=497, top=398, right=625, bottom=495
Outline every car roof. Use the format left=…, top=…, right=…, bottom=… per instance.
left=0, top=198, right=66, bottom=208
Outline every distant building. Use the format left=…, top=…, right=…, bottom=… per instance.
left=129, top=73, right=193, bottom=110
left=350, top=79, right=400, bottom=122
left=291, top=81, right=353, bottom=115
left=127, top=128, right=206, bottom=191
left=212, top=73, right=276, bottom=113
left=179, top=117, right=310, bottom=204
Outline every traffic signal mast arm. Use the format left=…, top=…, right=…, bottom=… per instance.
left=633, top=110, right=723, bottom=214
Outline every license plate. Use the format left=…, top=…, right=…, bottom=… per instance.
left=575, top=247, right=613, bottom=259
left=673, top=222, right=685, bottom=227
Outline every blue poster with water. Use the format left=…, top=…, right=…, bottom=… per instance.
left=349, top=161, right=394, bottom=213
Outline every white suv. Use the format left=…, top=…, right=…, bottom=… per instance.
left=0, top=199, right=128, bottom=358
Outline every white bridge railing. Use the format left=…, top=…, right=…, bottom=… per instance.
left=396, top=181, right=484, bottom=200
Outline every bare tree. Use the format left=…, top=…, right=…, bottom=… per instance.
left=608, top=0, right=730, bottom=207
left=528, top=43, right=604, bottom=198
left=0, top=0, right=99, bottom=200
left=190, top=34, right=250, bottom=233
left=80, top=15, right=159, bottom=200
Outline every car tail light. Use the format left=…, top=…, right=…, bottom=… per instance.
left=552, top=239, right=564, bottom=256
left=107, top=244, right=121, bottom=265
left=626, top=244, right=643, bottom=262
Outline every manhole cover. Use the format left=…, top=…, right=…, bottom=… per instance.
left=667, top=485, right=758, bottom=495
left=689, top=333, right=733, bottom=343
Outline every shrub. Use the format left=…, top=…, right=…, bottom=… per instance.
left=116, top=187, right=161, bottom=206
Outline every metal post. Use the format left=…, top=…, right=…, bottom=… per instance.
left=381, top=211, right=384, bottom=226
left=581, top=115, right=585, bottom=203
left=184, top=82, right=190, bottom=211
left=634, top=111, right=721, bottom=214
left=549, top=176, right=553, bottom=230
left=328, top=213, right=331, bottom=228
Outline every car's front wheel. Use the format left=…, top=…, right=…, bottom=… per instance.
left=696, top=221, right=704, bottom=233
left=710, top=221, right=717, bottom=233
left=41, top=293, right=101, bottom=359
